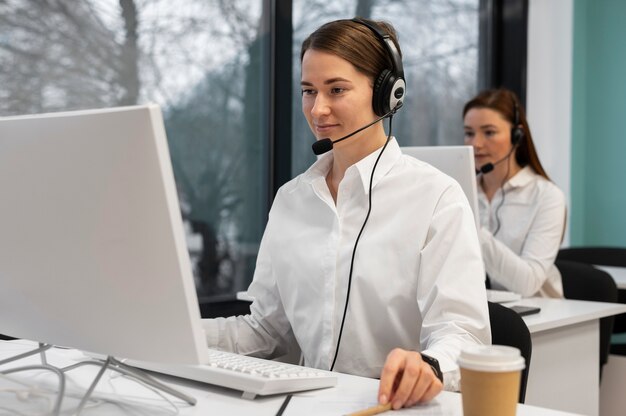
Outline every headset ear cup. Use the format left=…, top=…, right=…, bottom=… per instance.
left=373, top=69, right=392, bottom=117
left=511, top=127, right=524, bottom=146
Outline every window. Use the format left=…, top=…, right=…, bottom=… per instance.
left=0, top=0, right=269, bottom=298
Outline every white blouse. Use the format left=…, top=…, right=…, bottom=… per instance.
left=203, top=138, right=491, bottom=391
left=477, top=166, right=567, bottom=297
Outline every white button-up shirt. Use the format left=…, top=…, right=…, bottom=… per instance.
left=478, top=166, right=567, bottom=297
left=203, top=138, right=490, bottom=391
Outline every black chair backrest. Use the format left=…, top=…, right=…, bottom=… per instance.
left=488, top=301, right=532, bottom=403
left=558, top=247, right=626, bottom=267
left=558, top=247, right=626, bottom=335
left=556, top=259, right=618, bottom=378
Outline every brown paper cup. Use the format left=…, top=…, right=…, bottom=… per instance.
left=458, top=345, right=525, bottom=416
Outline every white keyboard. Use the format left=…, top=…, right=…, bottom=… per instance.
left=127, top=349, right=337, bottom=399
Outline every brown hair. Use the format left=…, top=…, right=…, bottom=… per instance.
left=463, top=88, right=550, bottom=180
left=300, top=18, right=401, bottom=85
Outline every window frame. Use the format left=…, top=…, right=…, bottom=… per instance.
left=479, top=0, right=529, bottom=105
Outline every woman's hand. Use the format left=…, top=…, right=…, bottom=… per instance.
left=377, top=348, right=443, bottom=409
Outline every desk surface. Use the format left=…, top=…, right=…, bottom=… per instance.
left=506, top=297, right=626, bottom=333
left=0, top=340, right=581, bottom=416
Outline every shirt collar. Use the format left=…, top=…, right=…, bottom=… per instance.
left=300, top=137, right=402, bottom=195
left=506, top=165, right=535, bottom=189
left=353, top=138, right=402, bottom=195
left=301, top=149, right=334, bottom=184
left=477, top=165, right=536, bottom=195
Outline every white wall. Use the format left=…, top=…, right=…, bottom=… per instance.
left=526, top=0, right=573, bottom=244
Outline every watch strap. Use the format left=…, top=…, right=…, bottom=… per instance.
left=420, top=353, right=443, bottom=383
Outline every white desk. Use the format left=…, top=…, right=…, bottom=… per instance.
left=594, top=265, right=626, bottom=289
left=505, top=297, right=626, bottom=416
left=0, top=340, right=580, bottom=415
left=238, top=292, right=624, bottom=415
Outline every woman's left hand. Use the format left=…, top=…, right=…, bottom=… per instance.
left=377, top=348, right=443, bottom=409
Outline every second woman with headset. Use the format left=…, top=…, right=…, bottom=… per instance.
left=463, top=88, right=567, bottom=297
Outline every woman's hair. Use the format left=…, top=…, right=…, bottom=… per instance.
left=463, top=88, right=550, bottom=180
left=300, top=18, right=401, bottom=85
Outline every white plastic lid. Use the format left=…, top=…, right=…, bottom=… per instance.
left=458, top=345, right=525, bottom=372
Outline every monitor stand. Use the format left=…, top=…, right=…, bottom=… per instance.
left=0, top=343, right=196, bottom=416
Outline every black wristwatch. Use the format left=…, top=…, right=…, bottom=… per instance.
left=420, top=353, right=443, bottom=383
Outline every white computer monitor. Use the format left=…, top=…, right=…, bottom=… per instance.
left=0, top=105, right=208, bottom=365
left=401, top=146, right=480, bottom=226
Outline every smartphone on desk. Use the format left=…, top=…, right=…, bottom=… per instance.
left=509, top=305, right=541, bottom=316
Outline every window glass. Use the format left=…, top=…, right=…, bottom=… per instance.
left=291, top=0, right=481, bottom=176
left=0, top=0, right=268, bottom=297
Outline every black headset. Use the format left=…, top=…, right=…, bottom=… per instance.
left=511, top=96, right=525, bottom=146
left=351, top=18, right=406, bottom=117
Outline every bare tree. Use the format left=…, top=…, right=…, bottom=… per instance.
left=119, top=0, right=140, bottom=105
left=0, top=0, right=142, bottom=114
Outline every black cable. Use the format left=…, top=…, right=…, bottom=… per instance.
left=492, top=152, right=512, bottom=236
left=275, top=394, right=292, bottom=416
left=329, top=116, right=394, bottom=372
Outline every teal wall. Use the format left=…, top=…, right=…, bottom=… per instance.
left=571, top=0, right=626, bottom=246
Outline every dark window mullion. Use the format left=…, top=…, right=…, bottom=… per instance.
left=269, top=0, right=293, bottom=204
left=482, top=0, right=528, bottom=106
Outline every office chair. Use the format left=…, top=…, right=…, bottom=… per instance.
left=558, top=247, right=626, bottom=267
left=558, top=247, right=626, bottom=355
left=488, top=301, right=532, bottom=403
left=555, top=259, right=618, bottom=379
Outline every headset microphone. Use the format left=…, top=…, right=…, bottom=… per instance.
left=311, top=103, right=402, bottom=156
left=475, top=144, right=517, bottom=175
left=476, top=163, right=494, bottom=175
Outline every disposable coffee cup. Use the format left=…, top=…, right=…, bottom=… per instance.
left=458, top=345, right=525, bottom=416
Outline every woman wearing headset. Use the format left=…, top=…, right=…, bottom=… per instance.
left=463, top=88, right=566, bottom=297
left=203, top=18, right=490, bottom=409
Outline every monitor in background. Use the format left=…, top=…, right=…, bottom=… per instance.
left=0, top=105, right=208, bottom=365
left=401, top=145, right=480, bottom=227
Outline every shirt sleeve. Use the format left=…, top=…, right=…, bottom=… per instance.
left=201, top=213, right=297, bottom=359
left=479, top=184, right=566, bottom=297
left=417, top=183, right=492, bottom=391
